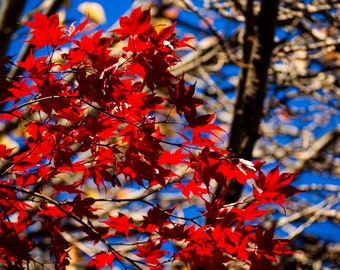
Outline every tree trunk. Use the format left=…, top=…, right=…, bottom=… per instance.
left=225, top=0, right=280, bottom=204
left=0, top=0, right=26, bottom=57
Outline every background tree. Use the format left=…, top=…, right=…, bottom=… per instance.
left=0, top=0, right=339, bottom=269
left=146, top=0, right=340, bottom=268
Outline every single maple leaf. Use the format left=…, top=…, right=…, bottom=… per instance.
left=136, top=238, right=168, bottom=265
left=174, top=181, right=209, bottom=202
left=112, top=7, right=151, bottom=39
left=0, top=144, right=15, bottom=159
left=24, top=13, right=66, bottom=49
left=103, top=213, right=135, bottom=237
left=87, top=252, right=116, bottom=268
left=253, top=165, right=300, bottom=207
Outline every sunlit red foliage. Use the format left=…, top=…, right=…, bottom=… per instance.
left=0, top=7, right=298, bottom=269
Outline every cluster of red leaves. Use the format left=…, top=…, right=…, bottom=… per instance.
left=0, top=7, right=299, bottom=270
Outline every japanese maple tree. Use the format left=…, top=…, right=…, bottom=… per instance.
left=0, top=7, right=299, bottom=270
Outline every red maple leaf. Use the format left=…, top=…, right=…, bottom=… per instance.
left=103, top=213, right=135, bottom=237
left=140, top=206, right=175, bottom=233
left=24, top=13, right=66, bottom=49
left=0, top=144, right=15, bottom=159
left=87, top=252, right=117, bottom=268
left=168, top=76, right=215, bottom=126
left=136, top=238, right=168, bottom=265
left=112, top=7, right=151, bottom=39
left=253, top=165, right=300, bottom=207
left=248, top=226, right=293, bottom=267
left=174, top=181, right=209, bottom=202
